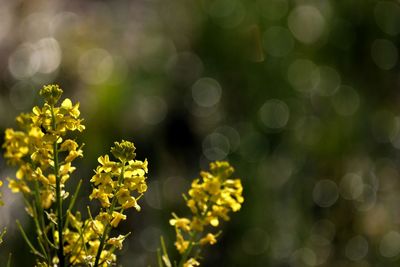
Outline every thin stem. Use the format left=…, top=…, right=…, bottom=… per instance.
left=6, top=253, right=12, bottom=267
left=32, top=204, right=50, bottom=264
left=51, top=105, right=65, bottom=267
left=178, top=233, right=196, bottom=267
left=157, top=249, right=163, bottom=267
left=160, top=236, right=172, bottom=267
left=33, top=180, right=51, bottom=259
left=63, top=179, right=82, bottom=231
left=16, top=220, right=45, bottom=259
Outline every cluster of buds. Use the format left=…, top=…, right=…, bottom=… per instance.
left=168, top=161, right=244, bottom=267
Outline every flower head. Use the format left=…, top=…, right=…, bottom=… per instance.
left=170, top=161, right=244, bottom=262
left=39, top=84, right=63, bottom=105
left=111, top=140, right=136, bottom=162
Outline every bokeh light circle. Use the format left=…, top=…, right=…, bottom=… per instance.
left=258, top=0, right=288, bottom=21
left=315, top=66, right=341, bottom=96
left=331, top=85, right=360, bottom=116
left=191, top=77, right=222, bottom=107
left=345, top=235, right=369, bottom=261
left=380, top=231, right=400, bottom=258
left=313, top=179, right=339, bottom=207
left=371, top=39, right=398, bottom=70
left=288, top=5, right=325, bottom=44
left=259, top=99, right=290, bottom=129
left=288, top=59, right=320, bottom=93
left=374, top=1, right=400, bottom=36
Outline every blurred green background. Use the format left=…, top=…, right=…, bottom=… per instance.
left=1, top=0, right=400, bottom=266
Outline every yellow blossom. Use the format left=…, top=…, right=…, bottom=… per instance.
left=40, top=189, right=53, bottom=209
left=175, top=232, right=189, bottom=254
left=183, top=258, right=200, bottom=267
left=110, top=211, right=127, bottom=228
left=169, top=217, right=191, bottom=232
left=116, top=188, right=140, bottom=210
left=169, top=161, right=244, bottom=264
left=8, top=179, right=31, bottom=194
left=199, top=233, right=217, bottom=245
left=89, top=188, right=111, bottom=207
left=107, top=235, right=127, bottom=250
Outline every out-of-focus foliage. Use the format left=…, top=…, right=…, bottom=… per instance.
left=1, top=0, right=400, bottom=266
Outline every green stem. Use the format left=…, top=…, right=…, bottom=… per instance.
left=51, top=106, right=65, bottom=267
left=16, top=220, right=45, bottom=259
left=178, top=233, right=196, bottom=267
left=33, top=180, right=51, bottom=260
left=93, top=161, right=126, bottom=267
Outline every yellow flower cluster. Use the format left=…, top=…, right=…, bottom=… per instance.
left=59, top=211, right=128, bottom=266
left=62, top=140, right=147, bottom=266
left=89, top=140, right=148, bottom=224
left=3, top=85, right=84, bottom=210
left=169, top=161, right=244, bottom=266
left=3, top=85, right=147, bottom=267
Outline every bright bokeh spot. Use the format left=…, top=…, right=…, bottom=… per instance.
left=288, top=6, right=325, bottom=44
left=191, top=77, right=222, bottom=107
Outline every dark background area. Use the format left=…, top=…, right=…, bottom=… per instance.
left=1, top=0, right=400, bottom=266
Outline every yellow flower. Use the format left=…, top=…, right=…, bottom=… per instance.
left=40, top=189, right=53, bottom=209
left=89, top=219, right=105, bottom=235
left=2, top=129, right=29, bottom=165
left=61, top=98, right=81, bottom=118
left=107, top=235, right=126, bottom=250
left=110, top=211, right=127, bottom=227
left=170, top=161, right=244, bottom=262
left=8, top=179, right=31, bottom=194
left=183, top=258, right=200, bottom=267
left=175, top=232, right=189, bottom=254
left=96, top=212, right=112, bottom=224
left=32, top=167, right=50, bottom=185
left=89, top=188, right=111, bottom=207
left=67, top=211, right=83, bottom=230
left=169, top=217, right=191, bottom=232
left=199, top=233, right=217, bottom=245
left=116, top=188, right=140, bottom=210
left=90, top=172, right=113, bottom=186
left=97, top=155, right=117, bottom=173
